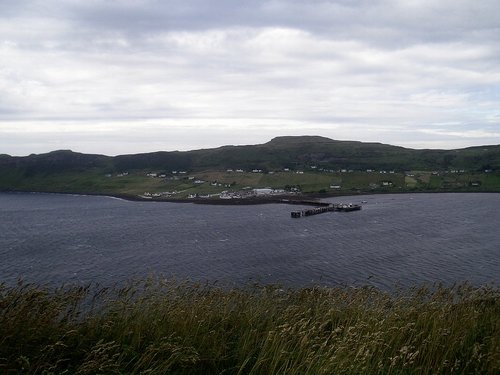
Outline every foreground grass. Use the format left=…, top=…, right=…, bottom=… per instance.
left=0, top=280, right=498, bottom=374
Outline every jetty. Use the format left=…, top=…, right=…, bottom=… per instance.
left=291, top=203, right=361, bottom=218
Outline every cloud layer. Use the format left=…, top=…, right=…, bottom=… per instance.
left=1, top=0, right=499, bottom=155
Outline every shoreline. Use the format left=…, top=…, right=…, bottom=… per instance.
left=1, top=188, right=499, bottom=206
left=0, top=189, right=323, bottom=206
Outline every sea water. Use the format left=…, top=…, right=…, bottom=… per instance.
left=0, top=192, right=498, bottom=289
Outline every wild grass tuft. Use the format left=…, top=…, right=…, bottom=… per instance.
left=0, top=279, right=498, bottom=374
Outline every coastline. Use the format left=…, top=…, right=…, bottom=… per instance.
left=0, top=189, right=323, bottom=205
left=1, top=188, right=499, bottom=206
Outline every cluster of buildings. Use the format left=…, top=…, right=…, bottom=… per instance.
left=184, top=188, right=289, bottom=200
left=105, top=172, right=129, bottom=177
left=216, top=188, right=287, bottom=200
left=146, top=171, right=187, bottom=178
left=141, top=191, right=179, bottom=198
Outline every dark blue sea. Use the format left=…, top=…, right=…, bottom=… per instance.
left=1, top=192, right=498, bottom=289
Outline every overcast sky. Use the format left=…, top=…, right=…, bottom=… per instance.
left=1, top=0, right=499, bottom=156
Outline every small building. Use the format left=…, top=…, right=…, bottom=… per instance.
left=253, top=188, right=274, bottom=196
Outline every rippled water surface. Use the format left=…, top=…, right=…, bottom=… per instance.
left=1, top=192, right=498, bottom=288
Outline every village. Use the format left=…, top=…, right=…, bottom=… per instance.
left=138, top=166, right=351, bottom=200
left=128, top=165, right=492, bottom=201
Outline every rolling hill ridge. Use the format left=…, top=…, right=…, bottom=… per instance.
left=1, top=136, right=499, bottom=197
left=1, top=136, right=499, bottom=173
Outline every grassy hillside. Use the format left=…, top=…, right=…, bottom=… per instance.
left=3, top=136, right=500, bottom=173
left=1, top=167, right=498, bottom=199
left=0, top=280, right=498, bottom=374
left=1, top=136, right=499, bottom=197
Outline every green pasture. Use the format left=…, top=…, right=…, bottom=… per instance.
left=1, top=168, right=499, bottom=198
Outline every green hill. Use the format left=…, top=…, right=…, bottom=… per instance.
left=1, top=136, right=499, bottom=197
left=2, top=136, right=500, bottom=173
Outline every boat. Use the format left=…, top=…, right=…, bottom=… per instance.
left=337, top=203, right=361, bottom=212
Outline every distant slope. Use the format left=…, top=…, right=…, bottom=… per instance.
left=191, top=136, right=500, bottom=171
left=1, top=136, right=499, bottom=181
left=0, top=150, right=112, bottom=173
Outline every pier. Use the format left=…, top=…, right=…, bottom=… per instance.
left=281, top=199, right=331, bottom=207
left=291, top=203, right=361, bottom=218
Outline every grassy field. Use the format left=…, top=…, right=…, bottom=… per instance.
left=1, top=168, right=499, bottom=198
left=0, top=279, right=498, bottom=374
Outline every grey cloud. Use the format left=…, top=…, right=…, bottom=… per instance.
left=68, top=0, right=500, bottom=49
left=4, top=0, right=499, bottom=82
left=1, top=0, right=499, bottom=154
left=6, top=1, right=500, bottom=45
